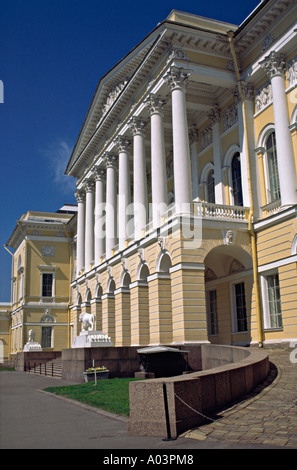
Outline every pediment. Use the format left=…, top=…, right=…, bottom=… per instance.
left=66, top=32, right=164, bottom=176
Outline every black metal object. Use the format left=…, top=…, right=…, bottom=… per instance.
left=137, top=346, right=191, bottom=378
left=162, top=382, right=177, bottom=441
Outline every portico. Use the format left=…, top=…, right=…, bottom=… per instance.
left=66, top=3, right=297, bottom=349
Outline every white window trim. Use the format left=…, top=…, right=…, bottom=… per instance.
left=260, top=269, right=283, bottom=331
left=41, top=325, right=54, bottom=349
left=38, top=265, right=57, bottom=300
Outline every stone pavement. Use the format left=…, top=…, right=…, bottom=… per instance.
left=0, top=348, right=296, bottom=449
left=182, top=348, right=297, bottom=448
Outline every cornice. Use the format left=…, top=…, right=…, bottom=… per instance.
left=234, top=0, right=296, bottom=60
left=66, top=19, right=237, bottom=179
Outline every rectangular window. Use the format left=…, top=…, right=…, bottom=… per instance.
left=41, top=327, right=52, bottom=349
left=267, top=274, right=282, bottom=328
left=207, top=290, right=218, bottom=335
left=42, top=273, right=53, bottom=297
left=234, top=282, right=247, bottom=332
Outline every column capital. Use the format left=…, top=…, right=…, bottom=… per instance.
left=259, top=51, right=286, bottom=80
left=115, top=136, right=131, bottom=153
left=189, top=124, right=199, bottom=144
left=75, top=189, right=85, bottom=203
left=207, top=105, right=220, bottom=125
left=163, top=66, right=190, bottom=91
left=233, top=82, right=254, bottom=103
left=128, top=116, right=148, bottom=136
left=103, top=154, right=117, bottom=169
left=84, top=180, right=95, bottom=193
left=94, top=167, right=106, bottom=181
left=145, top=94, right=167, bottom=115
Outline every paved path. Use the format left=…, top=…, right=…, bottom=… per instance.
left=183, top=349, right=297, bottom=448
left=0, top=348, right=296, bottom=449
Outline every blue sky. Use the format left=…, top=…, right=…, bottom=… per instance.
left=0, top=0, right=260, bottom=301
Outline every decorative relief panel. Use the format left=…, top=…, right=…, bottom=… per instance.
left=42, top=245, right=55, bottom=257
left=199, top=125, right=212, bottom=151
left=222, top=103, right=238, bottom=133
left=255, top=82, right=272, bottom=113
left=102, top=80, right=128, bottom=116
left=287, top=56, right=297, bottom=88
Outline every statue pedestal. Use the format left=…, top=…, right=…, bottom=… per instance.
left=23, top=342, right=42, bottom=352
left=72, top=330, right=113, bottom=348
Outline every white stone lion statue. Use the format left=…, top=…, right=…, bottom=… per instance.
left=79, top=312, right=95, bottom=332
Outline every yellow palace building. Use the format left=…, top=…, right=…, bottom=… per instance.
left=2, top=0, right=297, bottom=361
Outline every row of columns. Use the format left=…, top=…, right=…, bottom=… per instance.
left=260, top=51, right=297, bottom=207
left=75, top=67, right=193, bottom=276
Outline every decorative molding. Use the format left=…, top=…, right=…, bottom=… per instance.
left=189, top=124, right=199, bottom=144
left=261, top=34, right=274, bottom=52
left=94, top=167, right=106, bottom=181
left=167, top=47, right=189, bottom=63
left=115, top=136, right=131, bottom=153
left=75, top=190, right=85, bottom=203
left=208, top=105, right=220, bottom=125
left=145, top=94, right=167, bottom=115
left=224, top=230, right=234, bottom=245
left=137, top=248, right=144, bottom=262
left=260, top=51, right=286, bottom=79
left=84, top=180, right=95, bottom=193
left=163, top=66, right=190, bottom=91
left=103, top=154, right=117, bottom=169
left=222, top=103, right=238, bottom=133
left=157, top=236, right=166, bottom=251
left=42, top=245, right=55, bottom=257
left=102, top=80, right=128, bottom=116
left=199, top=125, right=212, bottom=151
left=287, top=55, right=297, bottom=88
left=128, top=117, right=148, bottom=135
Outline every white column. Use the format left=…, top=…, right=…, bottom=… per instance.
left=129, top=117, right=148, bottom=239
left=94, top=168, right=106, bottom=264
left=104, top=154, right=118, bottom=259
left=236, top=83, right=258, bottom=212
left=75, top=189, right=85, bottom=276
left=164, top=67, right=192, bottom=214
left=84, top=181, right=95, bottom=271
left=145, top=94, right=168, bottom=228
left=208, top=106, right=224, bottom=204
left=260, top=51, right=297, bottom=206
left=116, top=137, right=131, bottom=250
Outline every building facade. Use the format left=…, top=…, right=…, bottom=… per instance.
left=65, top=0, right=297, bottom=349
left=3, top=0, right=297, bottom=359
left=4, top=206, right=77, bottom=356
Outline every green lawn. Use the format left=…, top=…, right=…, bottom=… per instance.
left=44, top=377, right=142, bottom=417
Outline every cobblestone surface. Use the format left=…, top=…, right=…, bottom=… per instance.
left=183, top=349, right=297, bottom=448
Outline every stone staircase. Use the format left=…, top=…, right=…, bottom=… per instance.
left=27, top=357, right=63, bottom=379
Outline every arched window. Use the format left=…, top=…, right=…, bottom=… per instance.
left=266, top=131, right=280, bottom=203
left=206, top=169, right=215, bottom=203
left=231, top=152, right=243, bottom=207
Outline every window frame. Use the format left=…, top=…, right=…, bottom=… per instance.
left=231, top=152, right=244, bottom=207
left=206, top=289, right=218, bottom=335
left=264, top=131, right=280, bottom=203
left=231, top=280, right=248, bottom=333
left=38, top=265, right=57, bottom=300
left=41, top=326, right=53, bottom=349
left=261, top=270, right=283, bottom=330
